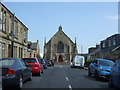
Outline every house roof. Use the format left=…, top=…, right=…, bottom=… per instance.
left=30, top=43, right=37, bottom=50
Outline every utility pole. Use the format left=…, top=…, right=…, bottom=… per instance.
left=81, top=46, right=83, bottom=54
left=11, top=13, right=15, bottom=58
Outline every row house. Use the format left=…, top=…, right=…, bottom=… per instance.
left=88, top=34, right=120, bottom=61
left=27, top=40, right=40, bottom=58
left=0, top=3, right=28, bottom=58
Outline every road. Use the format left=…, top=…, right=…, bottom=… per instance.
left=22, top=65, right=109, bottom=89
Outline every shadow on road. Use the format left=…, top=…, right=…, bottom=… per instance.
left=83, top=75, right=108, bottom=82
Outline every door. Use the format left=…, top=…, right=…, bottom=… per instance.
left=58, top=55, right=63, bottom=62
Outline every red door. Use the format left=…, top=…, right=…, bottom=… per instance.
left=58, top=55, right=63, bottom=62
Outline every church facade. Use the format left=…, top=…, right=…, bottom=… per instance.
left=44, top=26, right=78, bottom=63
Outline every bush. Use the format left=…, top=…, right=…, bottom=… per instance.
left=85, top=60, right=92, bottom=67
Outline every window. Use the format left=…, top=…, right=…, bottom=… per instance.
left=0, top=59, right=15, bottom=67
left=34, top=54, right=36, bottom=57
left=8, top=16, right=12, bottom=34
left=57, top=41, right=64, bottom=53
left=30, top=53, right=31, bottom=57
left=0, top=9, right=2, bottom=31
left=52, top=44, right=56, bottom=52
left=22, top=58, right=37, bottom=63
left=113, top=38, right=116, bottom=46
left=13, top=20, right=18, bottom=37
left=2, top=11, right=6, bottom=32
left=102, top=42, right=105, bottom=48
left=115, top=60, right=120, bottom=69
left=23, top=31, right=27, bottom=42
left=108, top=40, right=111, bottom=46
left=0, top=43, right=5, bottom=58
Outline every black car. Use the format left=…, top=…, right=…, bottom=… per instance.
left=46, top=60, right=54, bottom=67
left=38, top=58, right=47, bottom=69
left=0, top=58, right=32, bottom=90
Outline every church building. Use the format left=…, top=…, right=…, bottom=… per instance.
left=44, top=26, right=78, bottom=63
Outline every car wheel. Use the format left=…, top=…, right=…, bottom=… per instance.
left=41, top=69, right=44, bottom=74
left=95, top=71, right=99, bottom=80
left=28, top=72, right=32, bottom=81
left=108, top=77, right=114, bottom=88
left=88, top=69, right=92, bottom=76
left=16, top=75, right=23, bottom=90
left=38, top=71, right=41, bottom=76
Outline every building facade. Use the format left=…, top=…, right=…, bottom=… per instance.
left=44, top=26, right=78, bottom=63
left=88, top=34, right=120, bottom=61
left=27, top=40, right=40, bottom=58
left=0, top=3, right=28, bottom=58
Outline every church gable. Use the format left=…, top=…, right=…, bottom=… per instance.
left=51, top=26, right=74, bottom=45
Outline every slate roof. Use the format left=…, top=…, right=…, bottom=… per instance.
left=30, top=43, right=37, bottom=50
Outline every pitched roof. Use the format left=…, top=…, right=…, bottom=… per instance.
left=30, top=43, right=37, bottom=50
left=46, top=26, right=75, bottom=45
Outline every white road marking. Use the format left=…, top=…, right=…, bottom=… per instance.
left=69, top=85, right=72, bottom=90
left=66, top=77, right=69, bottom=81
left=60, top=65, right=62, bottom=68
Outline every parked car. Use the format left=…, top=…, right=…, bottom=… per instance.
left=46, top=59, right=54, bottom=67
left=0, top=58, right=32, bottom=90
left=88, top=58, right=115, bottom=80
left=108, top=59, right=120, bottom=88
left=38, top=58, right=47, bottom=69
left=22, top=57, right=43, bottom=76
left=70, top=55, right=85, bottom=69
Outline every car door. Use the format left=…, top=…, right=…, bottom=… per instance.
left=90, top=60, right=96, bottom=74
left=19, top=59, right=31, bottom=81
left=115, top=60, right=120, bottom=87
left=92, top=60, right=98, bottom=74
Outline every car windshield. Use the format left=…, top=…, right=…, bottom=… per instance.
left=22, top=58, right=37, bottom=63
left=99, top=60, right=114, bottom=66
left=0, top=59, right=15, bottom=67
left=117, top=60, right=120, bottom=69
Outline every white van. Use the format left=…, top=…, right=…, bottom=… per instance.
left=70, top=55, right=85, bottom=69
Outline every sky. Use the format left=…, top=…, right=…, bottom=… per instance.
left=2, top=2, right=118, bottom=54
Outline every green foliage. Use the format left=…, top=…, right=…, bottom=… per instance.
left=85, top=60, right=92, bottom=67
left=36, top=54, right=41, bottom=59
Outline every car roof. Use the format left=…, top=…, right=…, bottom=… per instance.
left=95, top=58, right=112, bottom=62
left=0, top=58, right=21, bottom=60
left=22, top=57, right=37, bottom=59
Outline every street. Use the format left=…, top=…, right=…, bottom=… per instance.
left=22, top=65, right=109, bottom=89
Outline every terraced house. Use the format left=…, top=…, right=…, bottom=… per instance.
left=0, top=3, right=28, bottom=58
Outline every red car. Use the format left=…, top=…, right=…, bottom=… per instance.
left=22, top=57, right=43, bottom=76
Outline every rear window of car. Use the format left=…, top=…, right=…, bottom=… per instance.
left=0, top=59, right=15, bottom=67
left=99, top=60, right=114, bottom=66
left=22, top=58, right=37, bottom=63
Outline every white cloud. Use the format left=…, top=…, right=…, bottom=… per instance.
left=106, top=15, right=120, bottom=20
left=40, top=53, right=43, bottom=58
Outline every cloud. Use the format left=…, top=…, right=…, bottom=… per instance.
left=40, top=53, right=43, bottom=58
left=106, top=15, right=120, bottom=20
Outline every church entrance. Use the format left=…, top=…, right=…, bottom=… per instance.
left=58, top=55, right=63, bottom=62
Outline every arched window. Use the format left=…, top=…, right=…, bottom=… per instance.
left=52, top=44, right=56, bottom=52
left=30, top=53, right=31, bottom=57
left=57, top=41, right=64, bottom=53
left=34, top=54, right=36, bottom=57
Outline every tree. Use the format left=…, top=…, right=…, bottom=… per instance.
left=36, top=54, right=41, bottom=59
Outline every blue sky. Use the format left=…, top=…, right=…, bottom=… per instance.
left=2, top=2, right=118, bottom=54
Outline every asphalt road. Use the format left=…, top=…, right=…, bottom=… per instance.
left=22, top=65, right=109, bottom=89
